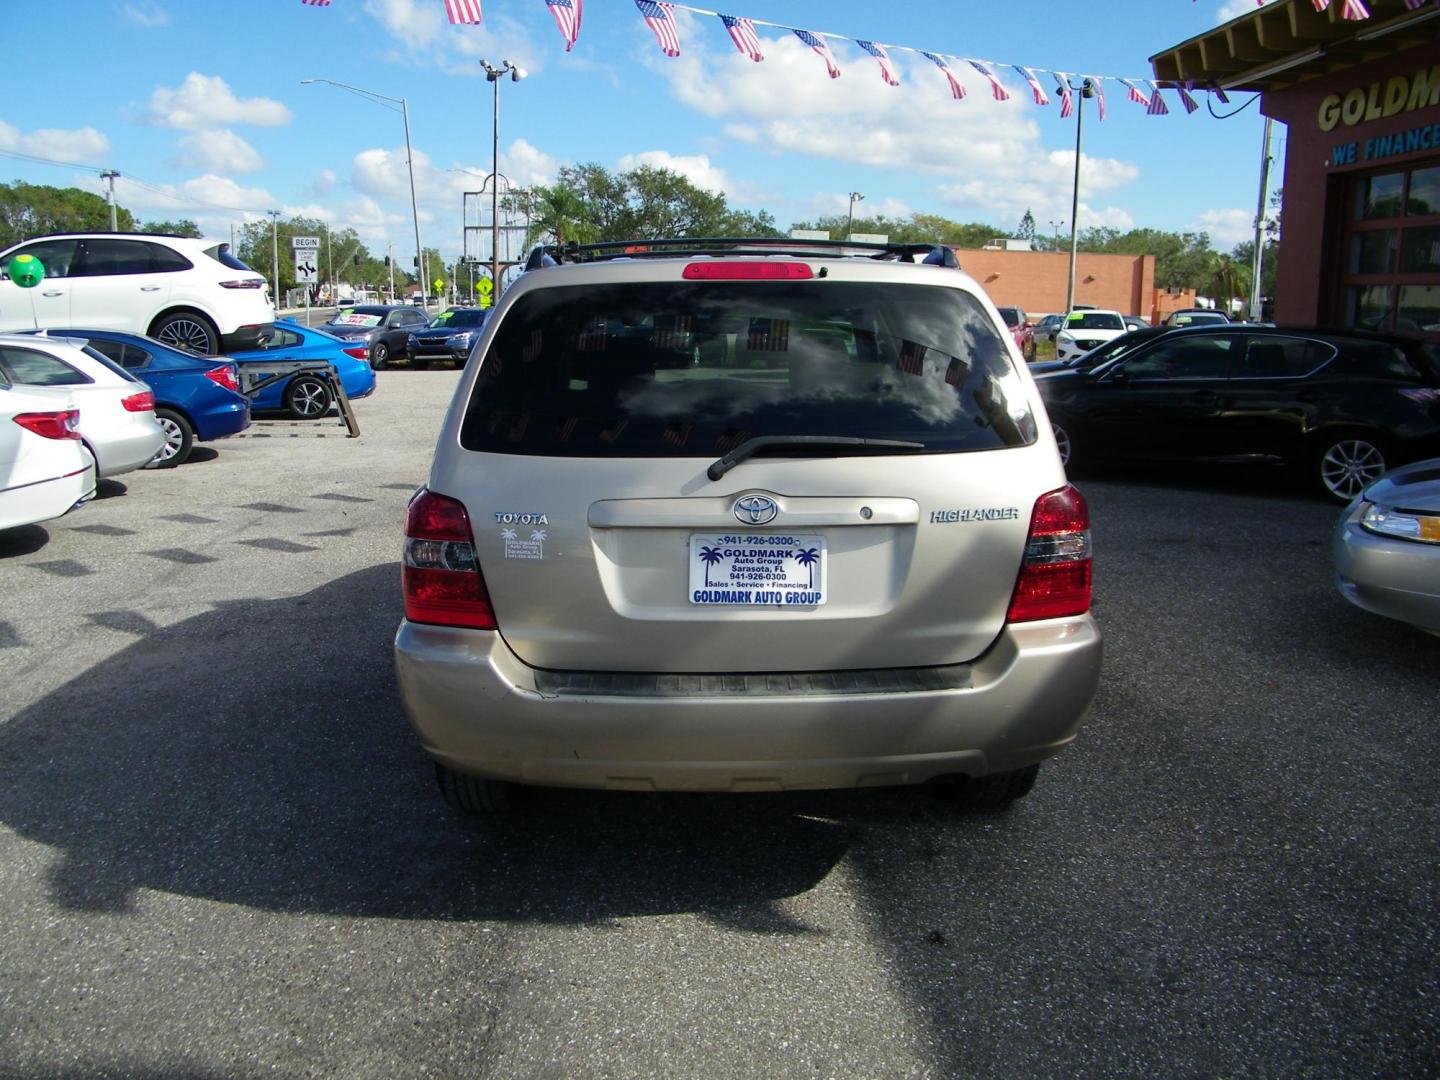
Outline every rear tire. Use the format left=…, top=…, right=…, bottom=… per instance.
left=284, top=375, right=332, bottom=420
left=1050, top=418, right=1075, bottom=468
left=1313, top=431, right=1388, bottom=501
left=144, top=408, right=194, bottom=468
left=942, top=764, right=1040, bottom=810
left=370, top=341, right=389, bottom=371
left=436, top=763, right=517, bottom=815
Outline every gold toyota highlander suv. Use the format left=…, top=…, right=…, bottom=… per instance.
left=394, top=238, right=1102, bottom=813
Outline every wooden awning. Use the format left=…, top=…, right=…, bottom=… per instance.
left=1150, top=0, right=1440, bottom=92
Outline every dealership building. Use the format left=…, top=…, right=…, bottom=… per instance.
left=1152, top=0, right=1439, bottom=340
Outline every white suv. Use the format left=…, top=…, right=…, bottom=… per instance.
left=1054, top=310, right=1130, bottom=362
left=0, top=233, right=274, bottom=355
left=395, top=238, right=1102, bottom=814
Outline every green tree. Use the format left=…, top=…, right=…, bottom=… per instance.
left=525, top=184, right=600, bottom=246
left=0, top=181, right=135, bottom=247
left=1016, top=209, right=1036, bottom=241
left=139, top=219, right=202, bottom=238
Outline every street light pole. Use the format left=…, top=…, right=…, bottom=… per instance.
left=1248, top=116, right=1274, bottom=322
left=1065, top=79, right=1095, bottom=317
left=482, top=60, right=528, bottom=295
left=846, top=192, right=864, bottom=240
left=99, top=170, right=120, bottom=231
left=1049, top=219, right=1065, bottom=251
left=268, top=209, right=280, bottom=306
left=300, top=78, right=424, bottom=309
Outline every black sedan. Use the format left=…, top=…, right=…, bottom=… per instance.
left=316, top=305, right=430, bottom=370
left=1029, top=325, right=1174, bottom=375
left=1038, top=325, right=1440, bottom=500
left=406, top=308, right=488, bottom=369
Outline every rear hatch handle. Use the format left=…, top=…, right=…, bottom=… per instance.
left=707, top=435, right=926, bottom=481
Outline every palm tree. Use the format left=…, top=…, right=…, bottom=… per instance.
left=698, top=545, right=723, bottom=586
left=525, top=185, right=599, bottom=248
left=793, top=548, right=820, bottom=588
left=1208, top=255, right=1249, bottom=320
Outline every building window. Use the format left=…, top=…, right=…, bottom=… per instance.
left=1340, top=163, right=1440, bottom=340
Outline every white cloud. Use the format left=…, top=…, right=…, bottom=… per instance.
left=617, top=151, right=730, bottom=195
left=648, top=22, right=1141, bottom=229
left=0, top=121, right=110, bottom=165
left=1217, top=0, right=1280, bottom=21
left=503, top=139, right=559, bottom=187
left=805, top=192, right=913, bottom=221
left=309, top=169, right=338, bottom=197
left=146, top=73, right=291, bottom=130
left=120, top=1, right=169, bottom=27
left=361, top=0, right=543, bottom=75
left=1187, top=207, right=1256, bottom=247
left=171, top=129, right=264, bottom=174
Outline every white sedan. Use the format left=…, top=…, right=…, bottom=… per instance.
left=1054, top=310, right=1131, bottom=362
left=0, top=382, right=96, bottom=531
left=0, top=334, right=164, bottom=477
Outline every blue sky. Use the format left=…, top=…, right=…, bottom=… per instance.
left=3, top=0, right=1281, bottom=262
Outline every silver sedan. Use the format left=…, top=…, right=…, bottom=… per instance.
left=1333, top=458, right=1440, bottom=636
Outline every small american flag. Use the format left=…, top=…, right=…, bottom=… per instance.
left=661, top=422, right=693, bottom=448
left=967, top=60, right=1010, bottom=102
left=748, top=318, right=789, bottom=351
left=921, top=52, right=966, bottom=100
left=1211, top=84, right=1230, bottom=105
left=635, top=0, right=680, bottom=57
left=577, top=315, right=608, bottom=352
left=522, top=328, right=544, bottom=364
left=545, top=0, right=583, bottom=51
left=857, top=41, right=899, bottom=87
left=445, top=0, right=483, bottom=25
left=1012, top=66, right=1050, bottom=107
left=1093, top=77, right=1107, bottom=121
left=598, top=418, right=629, bottom=444
left=652, top=314, right=691, bottom=349
left=1403, top=0, right=1438, bottom=9
left=301, top=0, right=331, bottom=7
left=1145, top=81, right=1170, bottom=116
left=714, top=429, right=753, bottom=453
left=1054, top=72, right=1073, bottom=119
left=896, top=341, right=927, bottom=377
left=1173, top=80, right=1200, bottom=114
left=1315, top=0, right=1373, bottom=15
left=554, top=415, right=578, bottom=443
left=1117, top=78, right=1151, bottom=108
left=793, top=29, right=840, bottom=79
left=719, top=14, right=763, bottom=62
left=944, top=357, right=969, bottom=388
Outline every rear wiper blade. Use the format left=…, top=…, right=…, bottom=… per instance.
left=707, top=435, right=926, bottom=481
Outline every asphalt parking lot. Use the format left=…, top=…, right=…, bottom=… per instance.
left=1, top=372, right=1437, bottom=1078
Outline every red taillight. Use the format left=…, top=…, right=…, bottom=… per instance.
left=205, top=365, right=240, bottom=392
left=403, top=489, right=496, bottom=630
left=682, top=261, right=814, bottom=280
left=13, top=409, right=82, bottom=440
left=1007, top=485, right=1092, bottom=623
left=342, top=346, right=369, bottom=360
left=121, top=391, right=155, bottom=413
left=219, top=279, right=265, bottom=289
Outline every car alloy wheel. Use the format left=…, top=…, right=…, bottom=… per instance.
left=1051, top=421, right=1073, bottom=468
left=1319, top=437, right=1386, bottom=501
left=153, top=314, right=219, bottom=355
left=285, top=376, right=332, bottom=420
left=370, top=341, right=389, bottom=370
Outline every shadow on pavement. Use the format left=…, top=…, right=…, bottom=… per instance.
left=0, top=564, right=853, bottom=924
left=0, top=523, right=50, bottom=558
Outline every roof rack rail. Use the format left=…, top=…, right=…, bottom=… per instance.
left=523, top=237, right=959, bottom=271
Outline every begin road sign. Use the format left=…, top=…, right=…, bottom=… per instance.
left=292, top=236, right=321, bottom=250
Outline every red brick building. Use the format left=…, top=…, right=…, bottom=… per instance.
left=1152, top=0, right=1439, bottom=340
left=954, top=248, right=1159, bottom=320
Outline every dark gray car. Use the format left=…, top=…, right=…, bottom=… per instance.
left=318, top=305, right=430, bottom=369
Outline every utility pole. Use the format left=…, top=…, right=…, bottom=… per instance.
left=325, top=219, right=335, bottom=306
left=1065, top=79, right=1096, bottom=316
left=268, top=210, right=281, bottom=306
left=1049, top=219, right=1065, bottom=252
left=387, top=240, right=395, bottom=301
left=846, top=192, right=864, bottom=240
left=1248, top=116, right=1274, bottom=323
left=99, top=170, right=120, bottom=230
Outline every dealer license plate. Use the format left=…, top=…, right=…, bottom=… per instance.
left=689, top=533, right=827, bottom=606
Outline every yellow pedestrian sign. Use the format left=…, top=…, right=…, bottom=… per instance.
left=478, top=277, right=493, bottom=309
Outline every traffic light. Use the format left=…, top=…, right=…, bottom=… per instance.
left=384, top=255, right=391, bottom=267
left=353, top=252, right=361, bottom=266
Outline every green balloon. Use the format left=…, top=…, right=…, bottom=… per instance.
left=7, top=254, right=45, bottom=289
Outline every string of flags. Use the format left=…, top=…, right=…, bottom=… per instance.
left=294, top=0, right=1282, bottom=116
left=1199, top=0, right=1440, bottom=19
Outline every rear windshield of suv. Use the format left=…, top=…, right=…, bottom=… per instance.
left=460, top=280, right=1036, bottom=457
left=1067, top=313, right=1126, bottom=330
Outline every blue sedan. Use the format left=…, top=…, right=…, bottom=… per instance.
left=227, top=319, right=377, bottom=419
left=24, top=328, right=250, bottom=467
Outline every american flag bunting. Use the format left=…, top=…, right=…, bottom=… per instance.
left=1093, top=77, right=1107, bottom=120
left=445, top=0, right=483, bottom=25
left=1117, top=78, right=1151, bottom=107
left=1145, top=81, right=1170, bottom=116
left=967, top=60, right=1010, bottom=102
left=301, top=0, right=331, bottom=7
left=793, top=29, right=841, bottom=79
left=1054, top=72, right=1074, bottom=119
left=719, top=14, right=763, bottom=62
left=897, top=341, right=927, bottom=377
left=635, top=0, right=681, bottom=57
left=921, top=52, right=966, bottom=100
left=1013, top=66, right=1050, bottom=107
left=1172, top=81, right=1200, bottom=114
left=545, top=0, right=583, bottom=51
left=857, top=41, right=899, bottom=87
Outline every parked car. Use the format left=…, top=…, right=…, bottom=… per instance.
left=395, top=238, right=1101, bottom=815
left=1054, top=310, right=1129, bottom=362
left=406, top=308, right=488, bottom=368
left=1163, top=309, right=1229, bottom=328
left=996, top=306, right=1032, bottom=355
left=1122, top=315, right=1151, bottom=332
left=24, top=328, right=249, bottom=467
left=316, top=305, right=429, bottom=369
left=227, top=318, right=377, bottom=418
left=0, top=334, right=164, bottom=477
left=1028, top=326, right=1174, bottom=376
left=1027, top=314, right=1064, bottom=359
left=1333, top=457, right=1440, bottom=635
left=1038, top=325, right=1440, bottom=499
left=0, top=233, right=274, bottom=355
left=0, top=381, right=95, bottom=530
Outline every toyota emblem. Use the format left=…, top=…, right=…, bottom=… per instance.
left=734, top=495, right=779, bottom=525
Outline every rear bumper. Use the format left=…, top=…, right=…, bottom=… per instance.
left=394, top=615, right=1102, bottom=792
left=193, top=400, right=251, bottom=442
left=220, top=323, right=275, bottom=352
left=90, top=420, right=167, bottom=478
left=0, top=461, right=95, bottom=531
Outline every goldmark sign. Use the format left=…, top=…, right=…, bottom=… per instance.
left=1318, top=66, right=1440, bottom=131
